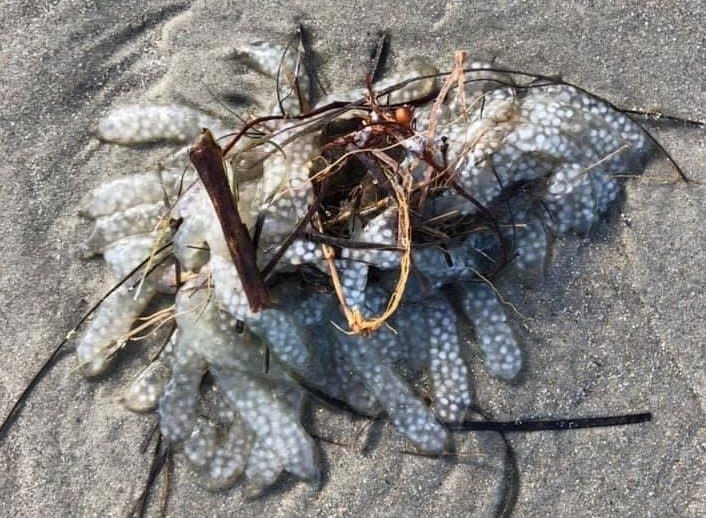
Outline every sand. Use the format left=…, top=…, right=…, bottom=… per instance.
left=0, top=1, right=703, bottom=516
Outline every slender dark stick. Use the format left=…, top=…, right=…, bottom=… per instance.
left=129, top=433, right=170, bottom=518
left=293, top=370, right=651, bottom=433
left=0, top=243, right=173, bottom=441
left=189, top=129, right=270, bottom=312
left=261, top=193, right=323, bottom=279
left=448, top=412, right=652, bottom=433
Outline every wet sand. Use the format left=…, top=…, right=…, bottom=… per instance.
left=1, top=1, right=704, bottom=516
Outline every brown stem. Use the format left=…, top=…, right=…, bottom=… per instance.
left=189, top=129, right=270, bottom=312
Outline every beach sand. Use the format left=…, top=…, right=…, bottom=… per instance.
left=0, top=1, right=703, bottom=516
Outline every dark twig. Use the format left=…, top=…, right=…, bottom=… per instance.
left=0, top=243, right=173, bottom=442
left=189, top=129, right=270, bottom=312
left=261, top=193, right=323, bottom=280
left=448, top=412, right=652, bottom=432
left=367, top=31, right=390, bottom=86
left=129, top=433, right=170, bottom=518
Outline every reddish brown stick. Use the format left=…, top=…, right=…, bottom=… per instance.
left=189, top=129, right=270, bottom=312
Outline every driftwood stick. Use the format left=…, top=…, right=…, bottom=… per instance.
left=189, top=129, right=270, bottom=312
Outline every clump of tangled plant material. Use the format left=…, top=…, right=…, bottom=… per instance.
left=67, top=36, right=657, bottom=494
